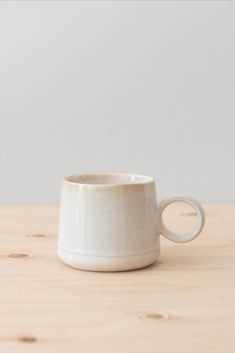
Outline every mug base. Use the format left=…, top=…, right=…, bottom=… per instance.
left=57, top=248, right=160, bottom=272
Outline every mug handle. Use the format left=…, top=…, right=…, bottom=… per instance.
left=158, top=195, right=205, bottom=243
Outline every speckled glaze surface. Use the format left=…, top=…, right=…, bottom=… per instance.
left=58, top=173, right=205, bottom=271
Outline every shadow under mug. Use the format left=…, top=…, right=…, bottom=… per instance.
left=58, top=173, right=205, bottom=271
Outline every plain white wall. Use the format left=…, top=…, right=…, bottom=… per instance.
left=0, top=1, right=234, bottom=203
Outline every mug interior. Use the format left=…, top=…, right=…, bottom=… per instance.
left=64, top=173, right=154, bottom=186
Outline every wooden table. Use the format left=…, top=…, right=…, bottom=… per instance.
left=1, top=204, right=235, bottom=353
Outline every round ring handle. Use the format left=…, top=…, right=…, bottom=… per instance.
left=158, top=195, right=205, bottom=243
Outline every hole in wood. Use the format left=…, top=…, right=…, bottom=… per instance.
left=26, top=233, right=55, bottom=238
left=18, top=335, right=37, bottom=343
left=7, top=253, right=29, bottom=259
left=180, top=212, right=197, bottom=216
left=145, top=313, right=164, bottom=319
left=140, top=312, right=180, bottom=321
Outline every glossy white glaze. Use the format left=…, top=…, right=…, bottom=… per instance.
left=58, top=248, right=160, bottom=272
left=58, top=173, right=205, bottom=271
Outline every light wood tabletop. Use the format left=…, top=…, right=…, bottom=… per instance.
left=1, top=204, right=235, bottom=353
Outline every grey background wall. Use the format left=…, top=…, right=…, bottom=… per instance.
left=0, top=1, right=234, bottom=203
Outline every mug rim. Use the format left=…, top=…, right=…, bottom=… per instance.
left=64, top=173, right=154, bottom=187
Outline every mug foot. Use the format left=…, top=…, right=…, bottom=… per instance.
left=57, top=248, right=160, bottom=272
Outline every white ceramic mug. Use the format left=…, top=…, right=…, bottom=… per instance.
left=58, top=173, right=205, bottom=271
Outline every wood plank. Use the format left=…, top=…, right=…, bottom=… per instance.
left=0, top=204, right=235, bottom=353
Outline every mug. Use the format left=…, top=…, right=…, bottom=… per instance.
left=58, top=173, right=205, bottom=271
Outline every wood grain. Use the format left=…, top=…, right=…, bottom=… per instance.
left=0, top=204, right=235, bottom=353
